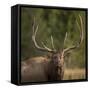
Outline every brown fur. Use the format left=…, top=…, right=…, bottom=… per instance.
left=21, top=52, right=64, bottom=82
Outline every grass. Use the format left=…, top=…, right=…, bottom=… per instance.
left=63, top=68, right=86, bottom=80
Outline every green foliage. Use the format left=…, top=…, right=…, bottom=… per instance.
left=21, top=7, right=86, bottom=68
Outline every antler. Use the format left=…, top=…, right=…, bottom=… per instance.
left=32, top=17, right=56, bottom=53
left=63, top=15, right=84, bottom=54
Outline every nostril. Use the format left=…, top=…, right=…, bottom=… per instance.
left=53, top=59, right=58, bottom=64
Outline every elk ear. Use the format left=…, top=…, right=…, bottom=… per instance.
left=47, top=52, right=52, bottom=58
left=64, top=51, right=71, bottom=57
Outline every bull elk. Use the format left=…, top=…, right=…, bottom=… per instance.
left=21, top=15, right=84, bottom=82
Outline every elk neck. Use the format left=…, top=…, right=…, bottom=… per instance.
left=50, top=51, right=64, bottom=80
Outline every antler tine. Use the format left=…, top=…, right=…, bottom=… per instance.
left=51, top=35, right=56, bottom=51
left=32, top=17, right=36, bottom=34
left=63, top=32, right=67, bottom=47
left=41, top=42, right=53, bottom=51
left=32, top=17, right=56, bottom=53
left=63, top=15, right=84, bottom=53
left=78, top=15, right=84, bottom=45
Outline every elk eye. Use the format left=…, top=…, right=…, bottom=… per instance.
left=54, top=56, right=57, bottom=59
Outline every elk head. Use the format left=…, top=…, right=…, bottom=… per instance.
left=32, top=15, right=84, bottom=80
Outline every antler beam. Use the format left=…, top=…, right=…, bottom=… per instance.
left=63, top=15, right=84, bottom=53
left=32, top=17, right=56, bottom=53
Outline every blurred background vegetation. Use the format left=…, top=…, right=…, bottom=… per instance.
left=21, top=7, right=86, bottom=71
